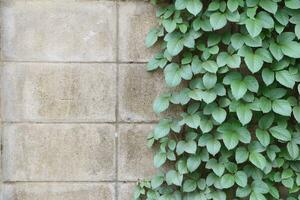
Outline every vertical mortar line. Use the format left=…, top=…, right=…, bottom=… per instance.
left=115, top=0, right=120, bottom=200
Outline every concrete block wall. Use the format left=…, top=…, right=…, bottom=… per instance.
left=0, top=0, right=162, bottom=199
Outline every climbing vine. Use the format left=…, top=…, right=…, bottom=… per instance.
left=133, top=0, right=300, bottom=199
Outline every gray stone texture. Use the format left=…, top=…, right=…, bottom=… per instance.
left=118, top=124, right=158, bottom=181
left=2, top=183, right=115, bottom=200
left=118, top=1, right=158, bottom=62
left=0, top=0, right=159, bottom=199
left=3, top=123, right=116, bottom=181
left=1, top=1, right=117, bottom=62
left=1, top=63, right=116, bottom=122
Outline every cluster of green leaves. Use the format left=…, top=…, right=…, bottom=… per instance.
left=134, top=0, right=300, bottom=199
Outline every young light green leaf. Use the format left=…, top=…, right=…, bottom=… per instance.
left=259, top=0, right=278, bottom=14
left=186, top=0, right=203, bottom=16
left=236, top=104, right=253, bottom=125
left=153, top=94, right=170, bottom=113
left=151, top=175, right=164, bottom=189
left=183, top=179, right=197, bottom=192
left=244, top=53, right=264, bottom=73
left=280, top=41, right=300, bottom=58
left=187, top=154, right=201, bottom=172
left=166, top=170, right=183, bottom=186
left=287, top=141, right=299, bottom=159
left=227, top=0, right=239, bottom=11
left=262, top=68, right=274, bottom=85
left=269, top=126, right=291, bottom=141
left=245, top=18, right=263, bottom=37
left=212, top=107, right=227, bottom=123
left=255, top=129, right=270, bottom=147
left=207, top=139, right=221, bottom=156
left=222, top=129, right=240, bottom=150
left=249, top=152, right=266, bottom=170
left=231, top=80, right=247, bottom=100
left=235, top=147, right=249, bottom=163
left=145, top=29, right=158, bottom=47
left=221, top=174, right=235, bottom=188
left=164, top=63, right=182, bottom=87
left=235, top=171, right=248, bottom=187
left=293, top=106, right=300, bottom=123
left=154, top=152, right=167, bottom=168
left=272, top=99, right=292, bottom=116
left=210, top=12, right=227, bottom=30
left=275, top=70, right=296, bottom=88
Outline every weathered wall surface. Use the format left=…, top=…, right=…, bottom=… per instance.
left=0, top=0, right=161, bottom=199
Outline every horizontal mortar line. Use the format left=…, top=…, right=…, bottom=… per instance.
left=2, top=121, right=158, bottom=124
left=0, top=60, right=148, bottom=65
left=3, top=180, right=138, bottom=184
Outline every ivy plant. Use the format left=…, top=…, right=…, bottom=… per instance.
left=134, top=0, right=300, bottom=199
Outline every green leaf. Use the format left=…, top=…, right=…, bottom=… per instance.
left=184, top=114, right=201, bottom=129
left=167, top=34, right=184, bottom=56
left=212, top=163, right=225, bottom=177
left=154, top=120, right=171, bottom=139
left=210, top=12, right=227, bottom=30
left=285, top=0, right=300, bottom=9
left=275, top=70, right=295, bottom=88
left=258, top=113, right=274, bottom=129
left=162, top=19, right=177, bottom=33
left=183, top=179, right=197, bottom=192
left=186, top=0, right=203, bottom=16
left=151, top=175, right=164, bottom=189
left=287, top=141, right=299, bottom=159
left=145, top=29, right=158, bottom=47
left=166, top=170, right=183, bottom=186
left=235, top=171, right=248, bottom=187
left=227, top=0, right=239, bottom=11
left=153, top=94, right=170, bottom=113
left=236, top=147, right=249, bottom=163
left=231, top=80, right=247, bottom=100
left=222, top=129, right=239, bottom=150
left=255, top=129, right=270, bottom=147
left=207, top=139, right=221, bottom=156
left=269, top=126, right=291, bottom=141
left=212, top=107, right=227, bottom=123
left=280, top=41, right=300, bottom=58
left=262, top=68, right=274, bottom=85
left=249, top=152, right=266, bottom=170
left=185, top=140, right=197, bottom=154
left=154, top=152, right=167, bottom=168
left=245, top=18, right=263, bottom=37
left=164, top=63, right=182, bottom=87
left=236, top=104, right=252, bottom=125
left=221, top=174, right=235, bottom=188
left=269, top=42, right=283, bottom=60
left=259, top=0, right=278, bottom=14
left=203, top=73, right=217, bottom=89
left=244, top=76, right=259, bottom=92
left=293, top=106, right=300, bottom=123
left=244, top=53, right=264, bottom=73
left=202, top=60, right=219, bottom=73
left=250, top=192, right=266, bottom=200
left=187, top=154, right=201, bottom=172
left=295, top=24, right=300, bottom=39
left=272, top=99, right=292, bottom=116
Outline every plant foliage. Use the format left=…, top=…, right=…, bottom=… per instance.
left=134, top=0, right=300, bottom=199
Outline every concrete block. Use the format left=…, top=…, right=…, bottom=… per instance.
left=2, top=183, right=115, bottom=200
left=1, top=1, right=117, bottom=62
left=118, top=124, right=157, bottom=181
left=3, top=123, right=116, bottom=181
left=118, top=183, right=136, bottom=200
left=1, top=63, right=116, bottom=122
left=118, top=1, right=158, bottom=62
